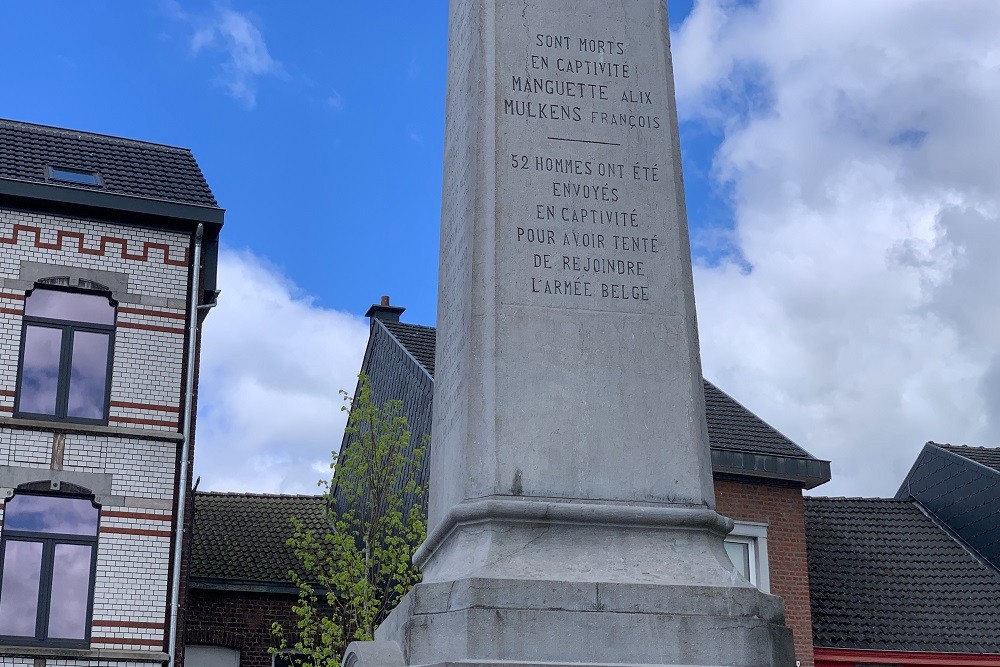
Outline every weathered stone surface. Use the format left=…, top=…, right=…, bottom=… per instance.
left=430, top=0, right=714, bottom=532
left=342, top=642, right=405, bottom=667
left=370, top=0, right=797, bottom=664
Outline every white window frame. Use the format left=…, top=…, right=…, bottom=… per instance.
left=725, top=520, right=770, bottom=594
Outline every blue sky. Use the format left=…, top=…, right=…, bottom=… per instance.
left=3, top=1, right=999, bottom=498
left=0, top=0, right=708, bottom=327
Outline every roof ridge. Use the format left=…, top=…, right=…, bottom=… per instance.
left=195, top=491, right=324, bottom=499
left=933, top=441, right=999, bottom=451
left=376, top=318, right=434, bottom=380
left=383, top=320, right=436, bottom=330
left=0, top=118, right=194, bottom=154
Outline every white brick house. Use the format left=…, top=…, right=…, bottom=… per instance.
left=0, top=119, right=222, bottom=667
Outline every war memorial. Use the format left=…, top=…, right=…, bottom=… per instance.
left=344, top=0, right=796, bottom=664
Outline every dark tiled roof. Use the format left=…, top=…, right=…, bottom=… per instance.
left=937, top=443, right=1000, bottom=474
left=382, top=321, right=435, bottom=377
left=191, top=492, right=327, bottom=585
left=381, top=321, right=816, bottom=461
left=0, top=119, right=219, bottom=207
left=805, top=497, right=1000, bottom=653
left=702, top=381, right=813, bottom=459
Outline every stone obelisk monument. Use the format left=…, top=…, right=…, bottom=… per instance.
left=365, top=0, right=795, bottom=665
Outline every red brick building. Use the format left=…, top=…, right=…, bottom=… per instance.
left=185, top=493, right=327, bottom=667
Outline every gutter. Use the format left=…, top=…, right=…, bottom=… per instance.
left=710, top=449, right=832, bottom=489
left=188, top=577, right=313, bottom=596
left=168, top=224, right=204, bottom=667
left=0, top=178, right=225, bottom=225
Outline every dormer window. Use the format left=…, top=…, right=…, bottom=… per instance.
left=45, top=166, right=103, bottom=187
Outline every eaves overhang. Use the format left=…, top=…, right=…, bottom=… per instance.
left=711, top=448, right=832, bottom=490
left=0, top=177, right=225, bottom=229
left=190, top=576, right=331, bottom=597
left=189, top=577, right=301, bottom=596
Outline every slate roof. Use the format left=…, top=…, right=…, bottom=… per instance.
left=191, top=492, right=327, bottom=586
left=378, top=320, right=817, bottom=461
left=0, top=118, right=219, bottom=208
left=382, top=321, right=436, bottom=377
left=937, top=443, right=1000, bottom=474
left=805, top=497, right=1000, bottom=653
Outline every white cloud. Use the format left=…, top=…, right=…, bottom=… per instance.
left=326, top=90, right=345, bottom=111
left=194, top=249, right=369, bottom=494
left=673, top=0, right=1000, bottom=496
left=165, top=2, right=282, bottom=108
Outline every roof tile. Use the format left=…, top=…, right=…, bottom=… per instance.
left=191, top=492, right=327, bottom=585
left=0, top=119, right=219, bottom=207
left=805, top=497, right=1000, bottom=653
left=936, top=443, right=1000, bottom=474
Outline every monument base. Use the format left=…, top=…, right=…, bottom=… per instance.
left=370, top=500, right=795, bottom=667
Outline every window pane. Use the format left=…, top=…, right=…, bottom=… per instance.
left=0, top=540, right=43, bottom=637
left=47, top=543, right=93, bottom=640
left=50, top=168, right=102, bottom=186
left=67, top=331, right=110, bottom=419
left=18, top=325, right=62, bottom=415
left=187, top=646, right=241, bottom=667
left=725, top=541, right=751, bottom=582
left=25, top=289, right=114, bottom=325
left=4, top=495, right=100, bottom=535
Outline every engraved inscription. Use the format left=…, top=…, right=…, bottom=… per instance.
left=500, top=19, right=672, bottom=311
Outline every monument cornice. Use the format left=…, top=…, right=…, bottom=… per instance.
left=414, top=497, right=734, bottom=568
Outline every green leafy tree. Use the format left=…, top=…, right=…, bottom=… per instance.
left=272, top=375, right=427, bottom=666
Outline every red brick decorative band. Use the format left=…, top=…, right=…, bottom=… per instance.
left=118, top=322, right=185, bottom=335
left=102, top=510, right=173, bottom=523
left=0, top=224, right=188, bottom=266
left=90, top=637, right=165, bottom=647
left=0, top=390, right=15, bottom=397
left=110, top=400, right=181, bottom=414
left=109, top=416, right=179, bottom=428
left=0, top=308, right=23, bottom=317
left=93, top=620, right=166, bottom=630
left=99, top=527, right=173, bottom=538
left=119, top=306, right=187, bottom=321
left=0, top=292, right=24, bottom=301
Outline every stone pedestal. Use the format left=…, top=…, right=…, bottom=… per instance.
left=377, top=502, right=792, bottom=666
left=369, top=0, right=796, bottom=665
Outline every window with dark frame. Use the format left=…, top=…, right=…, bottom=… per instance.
left=46, top=166, right=103, bottom=187
left=15, top=287, right=116, bottom=424
left=0, top=493, right=100, bottom=647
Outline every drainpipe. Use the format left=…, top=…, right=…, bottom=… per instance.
left=168, top=223, right=203, bottom=667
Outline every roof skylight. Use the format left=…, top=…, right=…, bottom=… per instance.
left=47, top=166, right=103, bottom=187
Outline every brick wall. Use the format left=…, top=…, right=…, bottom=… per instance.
left=716, top=479, right=815, bottom=667
left=0, top=205, right=195, bottom=664
left=186, top=590, right=301, bottom=667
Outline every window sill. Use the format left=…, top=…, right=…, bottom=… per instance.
left=0, top=644, right=168, bottom=662
left=0, top=416, right=183, bottom=442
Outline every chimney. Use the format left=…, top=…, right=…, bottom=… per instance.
left=365, top=295, right=406, bottom=323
